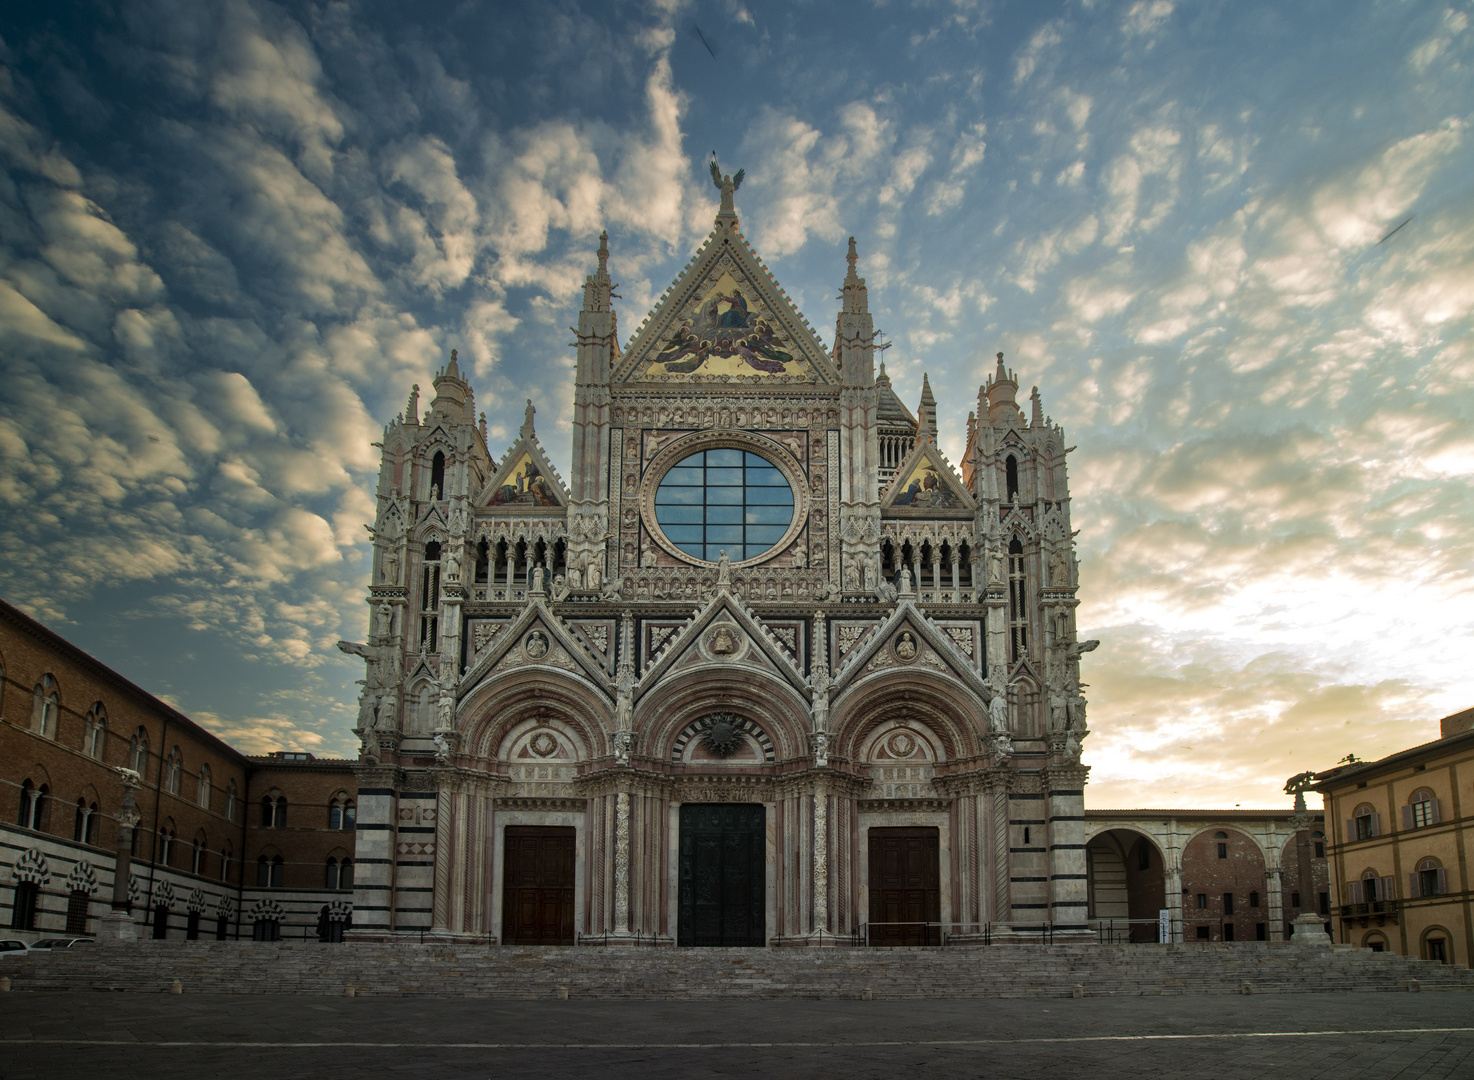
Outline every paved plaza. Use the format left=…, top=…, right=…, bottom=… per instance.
left=2, top=991, right=1472, bottom=1079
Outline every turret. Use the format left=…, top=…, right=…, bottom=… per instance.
left=429, top=350, right=473, bottom=425
left=984, top=351, right=1020, bottom=426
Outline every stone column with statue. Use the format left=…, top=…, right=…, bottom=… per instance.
left=98, top=767, right=143, bottom=941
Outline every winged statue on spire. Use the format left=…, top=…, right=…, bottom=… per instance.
left=710, top=153, right=744, bottom=212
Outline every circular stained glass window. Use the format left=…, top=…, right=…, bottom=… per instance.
left=654, top=449, right=794, bottom=563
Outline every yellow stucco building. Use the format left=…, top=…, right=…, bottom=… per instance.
left=1312, top=706, right=1474, bottom=965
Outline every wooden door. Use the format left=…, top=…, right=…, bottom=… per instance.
left=502, top=825, right=576, bottom=945
left=678, top=804, right=766, bottom=946
left=868, top=827, right=941, bottom=946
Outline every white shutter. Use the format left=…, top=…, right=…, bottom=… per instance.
left=1435, top=868, right=1447, bottom=895
left=1369, top=812, right=1380, bottom=837
left=1381, top=876, right=1396, bottom=902
left=1348, top=880, right=1363, bottom=904
left=1402, top=805, right=1414, bottom=830
left=1408, top=872, right=1421, bottom=899
left=1429, top=799, right=1441, bottom=825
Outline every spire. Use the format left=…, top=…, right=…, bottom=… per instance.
left=431, top=348, right=471, bottom=420
left=445, top=348, right=461, bottom=379
left=405, top=383, right=420, bottom=425
left=597, top=230, right=609, bottom=275
left=840, top=235, right=868, bottom=315
left=917, top=372, right=937, bottom=442
left=984, top=351, right=1019, bottom=426
left=581, top=230, right=614, bottom=314
left=478, top=411, right=488, bottom=443
left=1030, top=385, right=1044, bottom=427
left=520, top=398, right=536, bottom=440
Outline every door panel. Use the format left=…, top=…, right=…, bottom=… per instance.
left=678, top=803, right=766, bottom=947
left=868, top=827, right=940, bottom=946
left=502, top=825, right=576, bottom=945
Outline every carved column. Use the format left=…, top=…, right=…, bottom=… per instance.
left=811, top=779, right=829, bottom=938
left=985, top=768, right=1012, bottom=927
left=431, top=775, right=455, bottom=933
left=613, top=788, right=631, bottom=935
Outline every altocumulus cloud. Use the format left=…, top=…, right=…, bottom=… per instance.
left=0, top=0, right=1469, bottom=805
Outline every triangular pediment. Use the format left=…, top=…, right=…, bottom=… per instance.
left=830, top=600, right=992, bottom=705
left=459, top=599, right=612, bottom=698
left=615, top=215, right=840, bottom=385
left=634, top=591, right=806, bottom=700
left=475, top=435, right=568, bottom=511
left=880, top=440, right=975, bottom=516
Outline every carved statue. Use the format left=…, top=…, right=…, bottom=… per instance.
left=432, top=731, right=451, bottom=765
left=585, top=556, right=602, bottom=592
left=613, top=730, right=633, bottom=766
left=1049, top=549, right=1069, bottom=587
left=791, top=546, right=807, bottom=569
left=898, top=566, right=912, bottom=594
left=894, top=632, right=918, bottom=661
left=374, top=603, right=393, bottom=641
left=811, top=730, right=830, bottom=768
left=551, top=574, right=570, bottom=602
left=1284, top=770, right=1317, bottom=813
left=1063, top=729, right=1083, bottom=763
left=444, top=542, right=462, bottom=581
left=716, top=549, right=732, bottom=588
left=380, top=546, right=400, bottom=585
left=844, top=560, right=861, bottom=592
left=599, top=573, right=623, bottom=601
left=989, top=731, right=1013, bottom=762
left=436, top=673, right=456, bottom=730
left=987, top=550, right=1004, bottom=584
left=337, top=639, right=372, bottom=661
left=1048, top=686, right=1068, bottom=732
left=531, top=565, right=545, bottom=594
left=987, top=689, right=1009, bottom=733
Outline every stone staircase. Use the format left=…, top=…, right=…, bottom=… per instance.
left=5, top=942, right=1474, bottom=999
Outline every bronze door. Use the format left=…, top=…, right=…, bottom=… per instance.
left=502, top=825, right=576, bottom=945
left=678, top=803, right=766, bottom=947
left=868, top=827, right=941, bottom=946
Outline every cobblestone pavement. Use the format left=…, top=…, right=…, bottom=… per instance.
left=2, top=992, right=1472, bottom=1080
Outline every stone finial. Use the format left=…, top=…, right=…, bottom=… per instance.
left=846, top=236, right=858, bottom=276
left=405, top=384, right=420, bottom=424
left=1030, top=385, right=1044, bottom=427
left=445, top=348, right=460, bottom=379
left=520, top=399, right=536, bottom=439
left=478, top=411, right=488, bottom=442
left=597, top=230, right=609, bottom=274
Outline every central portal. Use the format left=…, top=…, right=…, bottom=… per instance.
left=677, top=803, right=766, bottom=947
left=868, top=826, right=941, bottom=946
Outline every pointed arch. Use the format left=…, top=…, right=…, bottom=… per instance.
left=829, top=669, right=987, bottom=764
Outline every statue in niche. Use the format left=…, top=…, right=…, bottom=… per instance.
left=374, top=603, right=393, bottom=642
left=445, top=543, right=462, bottom=581
left=987, top=687, right=1009, bottom=733
left=1049, top=549, right=1069, bottom=587
left=894, top=632, right=918, bottom=662
left=380, top=546, right=400, bottom=585
left=586, top=555, right=602, bottom=592
left=524, top=631, right=550, bottom=660
left=791, top=546, right=807, bottom=569
left=436, top=672, right=455, bottom=730
left=811, top=730, right=830, bottom=768
left=709, top=625, right=737, bottom=655
left=987, top=549, right=1004, bottom=584
left=898, top=566, right=913, bottom=595
left=531, top=565, right=545, bottom=594
left=844, top=560, right=861, bottom=592
left=551, top=574, right=570, bottom=602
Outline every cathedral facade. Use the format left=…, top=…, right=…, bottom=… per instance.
left=346, top=179, right=1094, bottom=945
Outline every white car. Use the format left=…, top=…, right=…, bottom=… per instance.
left=26, top=937, right=93, bottom=950
left=0, top=939, right=33, bottom=955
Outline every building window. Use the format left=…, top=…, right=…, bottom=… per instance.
left=1291, top=891, right=1301, bottom=908
left=73, top=799, right=98, bottom=845
left=10, top=881, right=39, bottom=930
left=262, top=795, right=287, bottom=828
left=1007, top=537, right=1028, bottom=662
left=164, top=748, right=183, bottom=795
left=1195, top=925, right=1209, bottom=940
left=1214, top=831, right=1227, bottom=859
left=1249, top=891, right=1259, bottom=909
left=84, top=704, right=107, bottom=759
left=224, top=780, right=237, bottom=822
left=31, top=675, right=59, bottom=737
left=1195, top=893, right=1207, bottom=910
left=192, top=840, right=205, bottom=875
left=326, top=857, right=339, bottom=890
left=253, top=919, right=281, bottom=942
left=1412, top=859, right=1446, bottom=898
left=1425, top=937, right=1449, bottom=964
left=158, top=828, right=175, bottom=867
left=1406, top=791, right=1439, bottom=830
left=1352, top=805, right=1378, bottom=840
left=340, top=859, right=353, bottom=890
left=1255, top=923, right=1267, bottom=941
left=1223, top=892, right=1234, bottom=915
left=653, top=449, right=795, bottom=563
left=198, top=765, right=212, bottom=810
left=1005, top=455, right=1019, bottom=501
left=152, top=904, right=168, bottom=939
left=429, top=450, right=446, bottom=499
left=216, top=914, right=229, bottom=940
left=130, top=728, right=149, bottom=773
left=271, top=856, right=284, bottom=888
left=1313, top=831, right=1325, bottom=858
left=328, top=796, right=356, bottom=830
left=219, top=848, right=231, bottom=883
left=186, top=911, right=201, bottom=940
left=421, top=541, right=441, bottom=650
left=1224, top=923, right=1235, bottom=942
left=66, top=890, right=90, bottom=935
left=16, top=780, right=46, bottom=831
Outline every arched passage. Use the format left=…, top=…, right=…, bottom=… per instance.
left=1180, top=827, right=1267, bottom=943
left=1086, top=828, right=1165, bottom=942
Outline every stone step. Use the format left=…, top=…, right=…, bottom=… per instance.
left=5, top=942, right=1473, bottom=999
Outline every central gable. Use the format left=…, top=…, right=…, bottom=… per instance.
left=616, top=217, right=840, bottom=385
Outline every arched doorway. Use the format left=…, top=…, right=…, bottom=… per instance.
left=1086, top=829, right=1165, bottom=942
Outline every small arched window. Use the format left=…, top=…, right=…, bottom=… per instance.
left=1405, top=790, right=1439, bottom=830
left=256, top=855, right=270, bottom=887
left=339, top=858, right=353, bottom=890
left=16, top=780, right=46, bottom=831
left=31, top=674, right=59, bottom=737
left=1214, top=831, right=1228, bottom=859
left=328, top=795, right=356, bottom=830
left=84, top=703, right=107, bottom=759
left=191, top=838, right=205, bottom=875
left=198, top=764, right=212, bottom=810
left=1005, top=455, right=1019, bottom=501
left=158, top=825, right=176, bottom=866
left=430, top=451, right=446, bottom=499
left=130, top=728, right=149, bottom=773
left=224, top=780, right=237, bottom=822
left=1007, top=537, right=1028, bottom=663
left=164, top=748, right=183, bottom=795
left=325, top=857, right=339, bottom=890
left=271, top=855, right=284, bottom=888
left=219, top=846, right=231, bottom=883
left=1412, top=858, right=1446, bottom=899
left=1313, top=830, right=1325, bottom=858
left=73, top=798, right=98, bottom=844
left=1352, top=804, right=1379, bottom=840
left=261, top=794, right=288, bottom=829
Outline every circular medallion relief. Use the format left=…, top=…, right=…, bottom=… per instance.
left=529, top=731, right=558, bottom=757
left=702, top=714, right=744, bottom=757
left=893, top=631, right=919, bottom=663
left=886, top=731, right=918, bottom=758
left=524, top=631, right=549, bottom=659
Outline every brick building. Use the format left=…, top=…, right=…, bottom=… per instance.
left=1, top=599, right=354, bottom=941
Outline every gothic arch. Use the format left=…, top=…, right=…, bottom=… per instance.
left=634, top=669, right=810, bottom=763
left=461, top=667, right=612, bottom=761
left=829, top=669, right=986, bottom=763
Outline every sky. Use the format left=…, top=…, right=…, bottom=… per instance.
left=0, top=0, right=1470, bottom=810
